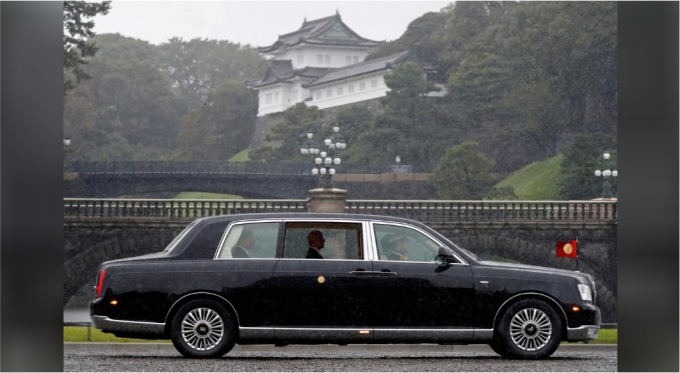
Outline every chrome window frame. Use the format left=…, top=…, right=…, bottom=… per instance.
left=213, top=219, right=283, bottom=260
left=368, top=221, right=469, bottom=265
left=279, top=218, right=370, bottom=261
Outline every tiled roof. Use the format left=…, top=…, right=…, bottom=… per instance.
left=246, top=62, right=331, bottom=88
left=258, top=13, right=383, bottom=53
left=302, top=51, right=410, bottom=88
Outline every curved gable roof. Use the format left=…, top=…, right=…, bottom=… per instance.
left=258, top=13, right=383, bottom=53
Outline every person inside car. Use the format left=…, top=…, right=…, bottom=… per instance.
left=380, top=234, right=410, bottom=261
left=306, top=230, right=325, bottom=259
left=231, top=229, right=255, bottom=258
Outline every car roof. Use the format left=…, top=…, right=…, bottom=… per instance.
left=195, top=212, right=428, bottom=226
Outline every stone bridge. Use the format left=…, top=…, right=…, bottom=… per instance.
left=64, top=198, right=617, bottom=322
left=63, top=161, right=436, bottom=199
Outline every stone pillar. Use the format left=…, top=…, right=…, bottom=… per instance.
left=307, top=188, right=347, bottom=213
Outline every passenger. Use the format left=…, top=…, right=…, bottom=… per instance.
left=380, top=234, right=410, bottom=261
left=231, top=229, right=255, bottom=258
left=306, top=230, right=325, bottom=259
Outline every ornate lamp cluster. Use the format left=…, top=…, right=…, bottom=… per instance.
left=594, top=152, right=618, bottom=198
left=300, top=125, right=346, bottom=188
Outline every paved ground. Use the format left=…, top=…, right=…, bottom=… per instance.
left=64, top=344, right=617, bottom=371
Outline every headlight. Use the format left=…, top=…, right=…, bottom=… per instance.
left=577, top=284, right=592, bottom=301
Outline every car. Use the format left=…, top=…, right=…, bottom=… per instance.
left=90, top=213, right=600, bottom=359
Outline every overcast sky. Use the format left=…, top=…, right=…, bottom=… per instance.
left=92, top=1, right=452, bottom=47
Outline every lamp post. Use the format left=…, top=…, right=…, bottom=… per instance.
left=300, top=125, right=346, bottom=189
left=594, top=152, right=618, bottom=198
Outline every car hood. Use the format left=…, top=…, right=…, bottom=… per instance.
left=478, top=260, right=593, bottom=283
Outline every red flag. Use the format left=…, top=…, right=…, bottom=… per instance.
left=556, top=240, right=578, bottom=258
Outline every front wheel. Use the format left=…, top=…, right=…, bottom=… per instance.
left=495, top=298, right=563, bottom=359
left=170, top=299, right=236, bottom=358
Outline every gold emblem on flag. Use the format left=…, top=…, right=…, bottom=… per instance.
left=318, top=276, right=325, bottom=284
left=563, top=243, right=573, bottom=255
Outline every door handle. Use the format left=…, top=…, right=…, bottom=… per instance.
left=350, top=269, right=369, bottom=277
left=379, top=269, right=397, bottom=277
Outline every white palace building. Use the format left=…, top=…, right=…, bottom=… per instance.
left=247, top=12, right=424, bottom=117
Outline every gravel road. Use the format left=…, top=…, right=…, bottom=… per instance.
left=64, top=347, right=617, bottom=371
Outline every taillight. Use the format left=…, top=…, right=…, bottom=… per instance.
left=95, top=269, right=106, bottom=299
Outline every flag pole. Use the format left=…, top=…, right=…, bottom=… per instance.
left=576, top=237, right=580, bottom=272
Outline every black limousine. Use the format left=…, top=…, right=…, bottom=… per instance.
left=90, top=213, right=600, bottom=359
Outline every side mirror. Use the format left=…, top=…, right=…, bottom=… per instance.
left=436, top=246, right=456, bottom=265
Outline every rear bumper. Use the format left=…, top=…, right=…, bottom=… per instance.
left=566, top=325, right=599, bottom=341
left=91, top=315, right=165, bottom=335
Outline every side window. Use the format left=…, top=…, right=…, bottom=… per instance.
left=182, top=221, right=229, bottom=259
left=283, top=222, right=363, bottom=260
left=374, top=224, right=447, bottom=263
left=217, top=222, right=280, bottom=259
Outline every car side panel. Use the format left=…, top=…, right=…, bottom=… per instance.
left=91, top=260, right=279, bottom=327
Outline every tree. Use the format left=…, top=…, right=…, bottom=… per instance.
left=249, top=103, right=324, bottom=162
left=558, top=134, right=616, bottom=200
left=430, top=142, right=497, bottom=199
left=176, top=81, right=258, bottom=161
left=159, top=38, right=263, bottom=110
left=63, top=1, right=111, bottom=93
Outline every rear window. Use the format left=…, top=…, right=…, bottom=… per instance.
left=182, top=221, right=230, bottom=259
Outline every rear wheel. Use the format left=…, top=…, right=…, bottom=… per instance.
left=170, top=299, right=236, bottom=358
left=495, top=298, right=563, bottom=359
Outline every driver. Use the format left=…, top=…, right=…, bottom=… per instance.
left=380, top=234, right=410, bottom=261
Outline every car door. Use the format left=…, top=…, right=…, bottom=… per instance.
left=272, top=220, right=375, bottom=341
left=370, top=222, right=475, bottom=331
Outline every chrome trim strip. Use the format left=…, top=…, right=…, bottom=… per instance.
left=91, top=316, right=165, bottom=335
left=369, top=221, right=469, bottom=265
left=566, top=325, right=600, bottom=341
left=275, top=327, right=374, bottom=340
left=239, top=327, right=275, bottom=340
left=164, top=292, right=240, bottom=328
left=373, top=328, right=474, bottom=341
left=473, top=329, right=494, bottom=341
left=492, top=292, right=569, bottom=331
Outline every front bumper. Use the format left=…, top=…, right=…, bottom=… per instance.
left=566, top=325, right=600, bottom=341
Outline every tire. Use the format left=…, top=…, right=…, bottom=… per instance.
left=489, top=337, right=506, bottom=356
left=495, top=298, right=563, bottom=359
left=170, top=298, right=236, bottom=358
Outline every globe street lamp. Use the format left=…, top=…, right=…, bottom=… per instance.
left=594, top=152, right=618, bottom=198
left=301, top=125, right=346, bottom=189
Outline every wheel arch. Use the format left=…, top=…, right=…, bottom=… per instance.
left=163, top=292, right=241, bottom=337
left=492, top=292, right=568, bottom=340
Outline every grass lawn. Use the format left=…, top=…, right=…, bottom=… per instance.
left=64, top=326, right=170, bottom=343
left=229, top=149, right=251, bottom=162
left=65, top=326, right=617, bottom=344
left=172, top=191, right=243, bottom=199
left=496, top=154, right=563, bottom=200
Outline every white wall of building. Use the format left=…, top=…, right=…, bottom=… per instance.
left=257, top=80, right=315, bottom=116
left=277, top=46, right=370, bottom=69
left=306, top=73, right=388, bottom=110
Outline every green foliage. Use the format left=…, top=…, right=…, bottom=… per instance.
left=430, top=142, right=498, bottom=199
left=159, top=38, right=263, bottom=110
left=63, top=1, right=111, bottom=93
left=176, top=81, right=258, bottom=161
left=249, top=103, right=324, bottom=162
left=496, top=154, right=564, bottom=200
left=558, top=134, right=617, bottom=200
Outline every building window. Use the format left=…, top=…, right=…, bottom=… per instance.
left=371, top=79, right=377, bottom=88
left=346, top=56, right=352, bottom=66
left=353, top=56, right=359, bottom=64
left=348, top=84, right=354, bottom=93
left=315, top=92, right=322, bottom=100
left=318, top=55, right=323, bottom=64
left=265, top=93, right=272, bottom=105
left=297, top=56, right=304, bottom=67
left=275, top=92, right=279, bottom=102
left=359, top=82, right=366, bottom=91
left=327, top=89, right=332, bottom=98
left=292, top=90, right=298, bottom=102
left=325, top=55, right=330, bottom=65
left=337, top=87, right=343, bottom=95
